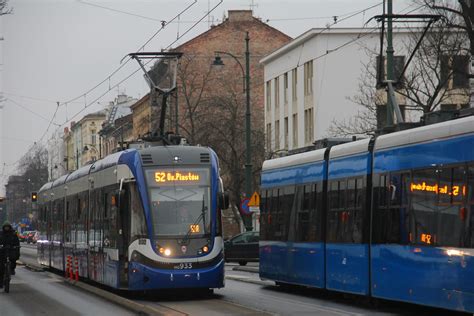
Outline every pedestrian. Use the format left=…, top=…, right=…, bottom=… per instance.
left=0, top=221, right=20, bottom=287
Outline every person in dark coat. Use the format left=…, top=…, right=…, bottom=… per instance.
left=0, top=221, right=20, bottom=287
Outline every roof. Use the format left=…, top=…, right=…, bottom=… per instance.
left=174, top=10, right=291, bottom=52
left=260, top=27, right=415, bottom=65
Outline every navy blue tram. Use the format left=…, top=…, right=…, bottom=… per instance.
left=260, top=115, right=474, bottom=313
left=37, top=145, right=227, bottom=291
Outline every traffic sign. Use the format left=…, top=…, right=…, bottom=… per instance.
left=240, top=198, right=250, bottom=215
left=249, top=206, right=260, bottom=213
left=248, top=191, right=260, bottom=207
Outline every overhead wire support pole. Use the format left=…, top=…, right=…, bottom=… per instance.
left=386, top=0, right=394, bottom=127
left=373, top=3, right=441, bottom=128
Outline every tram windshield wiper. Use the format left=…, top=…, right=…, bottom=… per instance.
left=179, top=198, right=207, bottom=245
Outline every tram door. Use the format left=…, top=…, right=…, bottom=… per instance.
left=117, top=184, right=131, bottom=287
left=88, top=189, right=104, bottom=283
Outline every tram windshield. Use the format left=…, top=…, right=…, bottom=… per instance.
left=145, top=167, right=211, bottom=237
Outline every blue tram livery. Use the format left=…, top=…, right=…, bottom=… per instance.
left=37, top=145, right=227, bottom=291
left=260, top=115, right=474, bottom=313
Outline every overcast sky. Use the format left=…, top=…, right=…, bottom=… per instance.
left=0, top=0, right=415, bottom=193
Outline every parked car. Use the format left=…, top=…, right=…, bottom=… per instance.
left=26, top=230, right=39, bottom=244
left=224, top=231, right=259, bottom=266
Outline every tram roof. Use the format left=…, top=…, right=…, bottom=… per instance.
left=329, top=138, right=371, bottom=159
left=263, top=148, right=326, bottom=172
left=90, top=149, right=135, bottom=174
left=52, top=174, right=69, bottom=188
left=38, top=182, right=53, bottom=193
left=374, top=115, right=474, bottom=151
left=66, top=164, right=93, bottom=183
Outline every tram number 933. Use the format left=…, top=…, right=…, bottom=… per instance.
left=174, top=262, right=193, bottom=270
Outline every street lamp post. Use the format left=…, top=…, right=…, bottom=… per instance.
left=212, top=32, right=252, bottom=202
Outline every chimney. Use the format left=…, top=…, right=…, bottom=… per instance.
left=228, top=10, right=253, bottom=22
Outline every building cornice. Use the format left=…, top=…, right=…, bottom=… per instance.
left=260, top=27, right=417, bottom=65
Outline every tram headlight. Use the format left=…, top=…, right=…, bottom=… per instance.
left=198, top=245, right=210, bottom=254
left=159, top=247, right=172, bottom=256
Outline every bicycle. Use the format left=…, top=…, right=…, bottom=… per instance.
left=0, top=245, right=19, bottom=293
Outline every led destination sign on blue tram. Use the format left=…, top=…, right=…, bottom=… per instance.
left=145, top=168, right=209, bottom=186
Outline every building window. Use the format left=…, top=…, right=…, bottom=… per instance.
left=376, top=55, right=406, bottom=88
left=266, top=81, right=271, bottom=111
left=304, top=60, right=313, bottom=96
left=266, top=123, right=272, bottom=151
left=292, top=114, right=298, bottom=148
left=284, top=117, right=288, bottom=149
left=441, top=55, right=469, bottom=89
left=292, top=68, right=298, bottom=102
left=275, top=120, right=280, bottom=150
left=91, top=130, right=97, bottom=145
left=304, top=108, right=313, bottom=144
left=284, top=72, right=289, bottom=105
left=274, top=77, right=280, bottom=112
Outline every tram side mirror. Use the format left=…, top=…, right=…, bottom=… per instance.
left=219, top=192, right=230, bottom=210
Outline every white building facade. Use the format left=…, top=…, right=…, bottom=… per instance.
left=260, top=27, right=469, bottom=153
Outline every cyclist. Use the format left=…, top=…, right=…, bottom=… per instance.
left=0, top=221, right=20, bottom=287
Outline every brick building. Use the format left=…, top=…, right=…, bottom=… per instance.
left=126, top=10, right=291, bottom=236
left=173, top=10, right=291, bottom=235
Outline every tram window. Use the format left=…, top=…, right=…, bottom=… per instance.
left=104, top=189, right=118, bottom=248
left=130, top=184, right=147, bottom=241
left=329, top=181, right=339, bottom=210
left=469, top=165, right=474, bottom=204
left=347, top=179, right=356, bottom=209
left=410, top=169, right=438, bottom=246
left=378, top=174, right=389, bottom=208
left=437, top=166, right=466, bottom=247
left=356, top=178, right=364, bottom=209
left=339, top=180, right=346, bottom=209
left=282, top=186, right=295, bottom=242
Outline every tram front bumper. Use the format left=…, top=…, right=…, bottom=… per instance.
left=128, top=259, right=225, bottom=290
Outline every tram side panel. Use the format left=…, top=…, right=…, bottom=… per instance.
left=371, top=130, right=474, bottom=313
left=325, top=152, right=371, bottom=295
left=260, top=158, right=327, bottom=288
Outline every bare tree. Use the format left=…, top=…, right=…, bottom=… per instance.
left=329, top=2, right=470, bottom=136
left=18, top=142, right=48, bottom=190
left=177, top=54, right=215, bottom=145
left=0, top=0, right=12, bottom=15
left=177, top=56, right=265, bottom=230
left=199, top=81, right=265, bottom=231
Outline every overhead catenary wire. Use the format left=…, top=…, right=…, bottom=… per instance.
left=5, top=98, right=61, bottom=126
left=2, top=1, right=421, bottom=183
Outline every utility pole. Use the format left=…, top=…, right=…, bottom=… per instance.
left=386, top=0, right=394, bottom=127
left=245, top=31, right=252, bottom=202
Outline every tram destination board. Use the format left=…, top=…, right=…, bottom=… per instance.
left=145, top=168, right=209, bottom=186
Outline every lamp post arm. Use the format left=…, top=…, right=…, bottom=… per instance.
left=214, top=51, right=246, bottom=92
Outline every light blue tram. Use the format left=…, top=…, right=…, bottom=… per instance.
left=260, top=115, right=474, bottom=313
left=37, top=145, right=228, bottom=291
